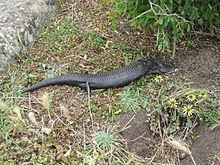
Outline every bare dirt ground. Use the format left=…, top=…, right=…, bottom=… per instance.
left=174, top=39, right=219, bottom=88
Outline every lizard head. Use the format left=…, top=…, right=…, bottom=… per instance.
left=148, top=56, right=175, bottom=74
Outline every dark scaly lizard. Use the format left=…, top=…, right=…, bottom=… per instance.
left=23, top=57, right=174, bottom=93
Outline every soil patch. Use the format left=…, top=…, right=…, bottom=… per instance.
left=116, top=110, right=176, bottom=164
left=116, top=110, right=156, bottom=158
left=181, top=125, right=220, bottom=165
left=173, top=41, right=220, bottom=88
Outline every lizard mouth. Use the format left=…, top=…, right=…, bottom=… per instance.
left=161, top=63, right=175, bottom=73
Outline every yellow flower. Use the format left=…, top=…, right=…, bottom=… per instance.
left=167, top=98, right=178, bottom=108
left=154, top=75, right=163, bottom=83
left=93, top=150, right=99, bottom=159
left=186, top=93, right=196, bottom=102
left=198, top=90, right=208, bottom=98
left=182, top=105, right=194, bottom=116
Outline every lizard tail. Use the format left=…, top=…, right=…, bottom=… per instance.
left=23, top=74, right=79, bottom=93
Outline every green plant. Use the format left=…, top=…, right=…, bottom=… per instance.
left=0, top=156, right=4, bottom=164
left=92, top=130, right=119, bottom=151
left=0, top=71, right=24, bottom=103
left=85, top=100, right=99, bottom=113
left=108, top=0, right=220, bottom=57
left=149, top=83, right=220, bottom=134
left=86, top=32, right=107, bottom=49
left=0, top=116, right=11, bottom=140
left=77, top=128, right=143, bottom=164
left=196, top=97, right=220, bottom=125
left=118, top=86, right=148, bottom=112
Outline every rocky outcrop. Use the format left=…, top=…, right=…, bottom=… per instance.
left=0, top=0, right=58, bottom=71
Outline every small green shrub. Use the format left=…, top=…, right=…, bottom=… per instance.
left=77, top=129, right=141, bottom=164
left=150, top=83, right=220, bottom=134
left=92, top=130, right=119, bottom=151
left=118, top=86, right=148, bottom=112
left=107, top=0, right=220, bottom=57
left=158, top=89, right=220, bottom=134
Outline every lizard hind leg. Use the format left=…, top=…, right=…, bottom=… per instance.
left=78, top=82, right=87, bottom=90
left=78, top=82, right=93, bottom=98
left=78, top=82, right=91, bottom=93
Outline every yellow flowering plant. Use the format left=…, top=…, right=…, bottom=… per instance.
left=167, top=98, right=178, bottom=108
left=182, top=105, right=195, bottom=116
left=154, top=75, right=163, bottom=83
left=186, top=93, right=196, bottom=102
left=148, top=85, right=219, bottom=134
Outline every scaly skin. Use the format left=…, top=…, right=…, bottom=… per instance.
left=23, top=58, right=174, bottom=92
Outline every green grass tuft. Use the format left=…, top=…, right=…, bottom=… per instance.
left=92, top=130, right=118, bottom=151
left=118, top=86, right=148, bottom=112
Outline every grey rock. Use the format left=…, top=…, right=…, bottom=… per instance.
left=0, top=0, right=58, bottom=71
